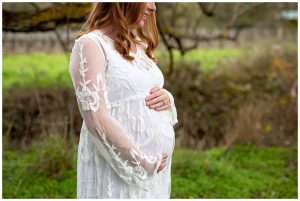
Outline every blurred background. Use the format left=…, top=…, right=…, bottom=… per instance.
left=2, top=2, right=297, bottom=198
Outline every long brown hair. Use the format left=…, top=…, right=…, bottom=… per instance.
left=76, top=3, right=159, bottom=63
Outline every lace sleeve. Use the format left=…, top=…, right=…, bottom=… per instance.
left=163, top=89, right=178, bottom=126
left=69, top=36, right=163, bottom=190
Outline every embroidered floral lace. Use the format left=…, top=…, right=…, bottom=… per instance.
left=69, top=30, right=178, bottom=198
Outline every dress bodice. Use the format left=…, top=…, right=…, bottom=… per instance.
left=91, top=30, right=164, bottom=103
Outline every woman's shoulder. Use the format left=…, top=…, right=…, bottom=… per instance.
left=75, top=30, right=100, bottom=43
left=74, top=30, right=110, bottom=54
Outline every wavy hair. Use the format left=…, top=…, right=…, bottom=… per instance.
left=76, top=3, right=159, bottom=63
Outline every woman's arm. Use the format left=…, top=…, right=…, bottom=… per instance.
left=69, top=36, right=167, bottom=190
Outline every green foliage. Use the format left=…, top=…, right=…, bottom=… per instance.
left=3, top=139, right=297, bottom=198
left=2, top=52, right=72, bottom=90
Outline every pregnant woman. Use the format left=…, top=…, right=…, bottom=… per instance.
left=69, top=2, right=178, bottom=198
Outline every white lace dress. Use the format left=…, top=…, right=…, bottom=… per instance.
left=68, top=29, right=178, bottom=199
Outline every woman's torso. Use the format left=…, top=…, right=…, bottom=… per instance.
left=84, top=29, right=175, bottom=156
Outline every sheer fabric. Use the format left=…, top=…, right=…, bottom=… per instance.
left=69, top=29, right=178, bottom=198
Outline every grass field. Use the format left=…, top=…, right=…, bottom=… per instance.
left=2, top=47, right=244, bottom=90
left=2, top=53, right=72, bottom=89
left=171, top=145, right=297, bottom=198
left=3, top=139, right=297, bottom=198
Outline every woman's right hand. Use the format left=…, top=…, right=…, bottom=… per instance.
left=157, top=153, right=168, bottom=173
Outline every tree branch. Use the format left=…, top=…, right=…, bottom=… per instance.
left=3, top=3, right=91, bottom=32
left=198, top=3, right=218, bottom=17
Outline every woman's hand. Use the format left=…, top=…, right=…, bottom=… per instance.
left=157, top=153, right=168, bottom=173
left=145, top=87, right=171, bottom=111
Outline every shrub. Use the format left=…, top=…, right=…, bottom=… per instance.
left=164, top=43, right=297, bottom=150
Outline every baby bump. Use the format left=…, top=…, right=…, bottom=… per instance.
left=141, top=109, right=175, bottom=155
left=159, top=123, right=175, bottom=155
left=109, top=100, right=175, bottom=156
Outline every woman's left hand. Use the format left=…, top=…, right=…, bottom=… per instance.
left=145, top=87, right=171, bottom=111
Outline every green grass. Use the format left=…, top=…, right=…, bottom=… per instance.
left=154, top=47, right=244, bottom=71
left=2, top=52, right=72, bottom=89
left=3, top=48, right=244, bottom=90
left=3, top=135, right=77, bottom=198
left=171, top=145, right=297, bottom=198
left=3, top=141, right=297, bottom=198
